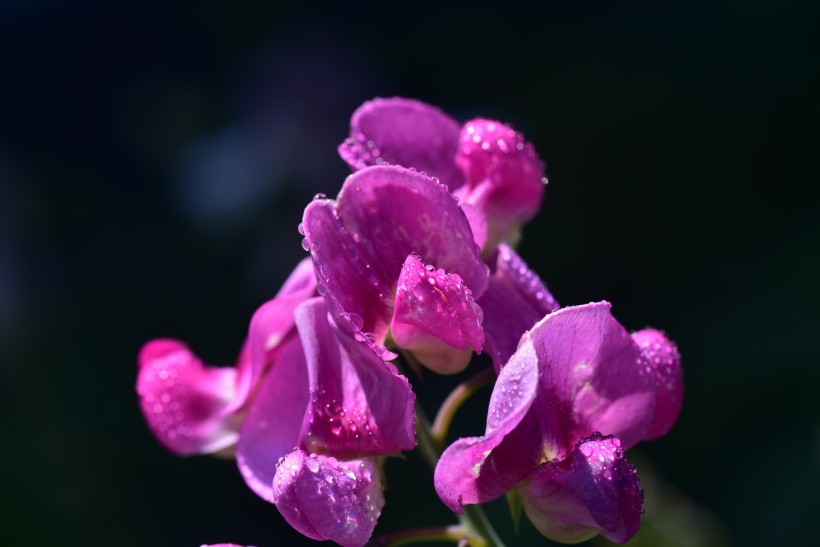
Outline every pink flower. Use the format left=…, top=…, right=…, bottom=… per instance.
left=338, top=97, right=546, bottom=251
left=301, top=164, right=488, bottom=374
left=434, top=302, right=682, bottom=544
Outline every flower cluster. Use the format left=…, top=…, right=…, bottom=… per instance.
left=137, top=98, right=683, bottom=546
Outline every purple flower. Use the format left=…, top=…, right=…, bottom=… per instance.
left=301, top=164, right=488, bottom=374
left=338, top=97, right=546, bottom=251
left=136, top=258, right=316, bottom=455
left=434, top=302, right=682, bottom=544
left=236, top=297, right=415, bottom=547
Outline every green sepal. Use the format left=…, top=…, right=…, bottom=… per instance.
left=506, top=489, right=524, bottom=532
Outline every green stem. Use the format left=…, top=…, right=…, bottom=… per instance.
left=370, top=525, right=484, bottom=546
left=415, top=405, right=442, bottom=472
left=431, top=367, right=495, bottom=445
left=414, top=403, right=506, bottom=547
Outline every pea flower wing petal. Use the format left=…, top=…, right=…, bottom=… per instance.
left=236, top=334, right=309, bottom=502
left=478, top=244, right=559, bottom=371
left=136, top=340, right=239, bottom=455
left=232, top=257, right=316, bottom=413
left=455, top=119, right=546, bottom=246
left=298, top=297, right=416, bottom=456
left=632, top=329, right=683, bottom=439
left=392, top=254, right=484, bottom=374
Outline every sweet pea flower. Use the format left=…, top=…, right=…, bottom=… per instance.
left=338, top=97, right=546, bottom=251
left=434, top=302, right=682, bottom=544
left=301, top=164, right=488, bottom=374
left=236, top=297, right=415, bottom=547
left=136, top=257, right=316, bottom=456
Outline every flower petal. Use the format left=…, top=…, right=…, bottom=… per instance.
left=338, top=97, right=465, bottom=191
left=236, top=334, right=309, bottom=503
left=520, top=433, right=643, bottom=544
left=525, top=302, right=656, bottom=453
left=136, top=340, right=238, bottom=455
left=231, top=257, right=316, bottom=413
left=434, top=335, right=540, bottom=512
left=479, top=245, right=559, bottom=371
left=273, top=450, right=384, bottom=547
left=302, top=165, right=488, bottom=354
left=455, top=119, right=545, bottom=247
left=632, top=329, right=683, bottom=439
left=392, top=254, right=484, bottom=374
left=297, top=298, right=416, bottom=456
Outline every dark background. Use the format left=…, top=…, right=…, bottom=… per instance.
left=2, top=1, right=818, bottom=546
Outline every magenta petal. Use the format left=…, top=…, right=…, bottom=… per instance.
left=297, top=298, right=416, bottom=456
left=136, top=340, right=238, bottom=455
left=434, top=336, right=540, bottom=512
left=526, top=303, right=656, bottom=452
left=459, top=202, right=488, bottom=250
left=236, top=335, right=309, bottom=502
left=455, top=119, right=545, bottom=245
left=232, top=258, right=316, bottom=413
left=632, top=329, right=683, bottom=439
left=479, top=245, right=559, bottom=371
left=392, top=254, right=484, bottom=374
left=273, top=450, right=384, bottom=547
left=338, top=97, right=465, bottom=191
left=520, top=434, right=643, bottom=544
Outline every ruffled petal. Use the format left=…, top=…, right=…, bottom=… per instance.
left=519, top=434, right=643, bottom=544
left=302, top=165, right=488, bottom=355
left=236, top=335, right=309, bottom=503
left=338, top=97, right=465, bottom=191
left=434, top=336, right=540, bottom=512
left=392, top=254, right=484, bottom=374
left=479, top=245, right=559, bottom=371
left=231, top=258, right=316, bottom=413
left=136, top=340, right=238, bottom=455
left=273, top=450, right=384, bottom=547
left=632, top=329, right=683, bottom=439
left=297, top=298, right=416, bottom=456
left=455, top=119, right=546, bottom=247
